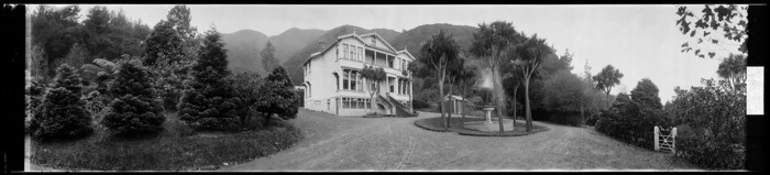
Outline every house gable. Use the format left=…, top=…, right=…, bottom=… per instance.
left=360, top=33, right=398, bottom=54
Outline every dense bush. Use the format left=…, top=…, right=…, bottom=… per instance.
left=541, top=70, right=587, bottom=113
left=585, top=110, right=608, bottom=126
left=594, top=79, right=672, bottom=150
left=81, top=90, right=105, bottom=116
left=255, top=67, right=299, bottom=127
left=672, top=78, right=746, bottom=169
left=594, top=108, right=669, bottom=150
left=412, top=99, right=431, bottom=109
left=26, top=77, right=48, bottom=117
left=540, top=70, right=607, bottom=126
left=26, top=78, right=48, bottom=134
left=228, top=72, right=263, bottom=127
left=102, top=63, right=165, bottom=136
left=547, top=112, right=583, bottom=126
left=177, top=28, right=241, bottom=131
left=294, top=89, right=304, bottom=107
left=29, top=64, right=93, bottom=141
left=676, top=133, right=745, bottom=169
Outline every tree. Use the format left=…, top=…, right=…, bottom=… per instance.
left=31, top=5, right=83, bottom=78
left=512, top=34, right=553, bottom=132
left=671, top=78, right=745, bottom=169
left=502, top=69, right=522, bottom=120
left=29, top=64, right=93, bottom=141
left=675, top=5, right=748, bottom=59
left=593, top=65, right=624, bottom=108
left=145, top=5, right=200, bottom=110
left=360, top=66, right=387, bottom=114
left=228, top=72, right=263, bottom=126
left=419, top=30, right=462, bottom=130
left=444, top=57, right=473, bottom=127
left=470, top=21, right=524, bottom=133
left=82, top=6, right=112, bottom=59
left=177, top=27, right=241, bottom=131
left=143, top=20, right=183, bottom=66
left=261, top=41, right=280, bottom=73
left=542, top=70, right=590, bottom=125
left=453, top=59, right=479, bottom=128
left=255, top=67, right=299, bottom=127
left=166, top=5, right=197, bottom=40
left=102, top=62, right=165, bottom=136
left=630, top=78, right=663, bottom=109
left=716, top=54, right=747, bottom=94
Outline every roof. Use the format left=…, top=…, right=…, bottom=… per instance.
left=443, top=95, right=466, bottom=101
left=303, top=32, right=413, bottom=65
left=359, top=33, right=398, bottom=52
left=396, top=50, right=416, bottom=61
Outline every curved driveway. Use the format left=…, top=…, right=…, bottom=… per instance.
left=221, top=109, right=699, bottom=171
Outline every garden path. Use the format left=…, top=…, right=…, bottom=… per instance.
left=221, top=109, right=700, bottom=171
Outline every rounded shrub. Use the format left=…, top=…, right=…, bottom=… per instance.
left=30, top=87, right=94, bottom=141
left=102, top=62, right=165, bottom=136
left=177, top=28, right=242, bottom=131
left=29, top=64, right=93, bottom=141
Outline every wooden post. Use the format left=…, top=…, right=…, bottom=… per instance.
left=672, top=127, right=677, bottom=153
left=654, top=126, right=660, bottom=151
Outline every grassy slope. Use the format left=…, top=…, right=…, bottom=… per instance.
left=30, top=112, right=302, bottom=171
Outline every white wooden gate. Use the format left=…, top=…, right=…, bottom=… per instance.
left=654, top=126, right=677, bottom=153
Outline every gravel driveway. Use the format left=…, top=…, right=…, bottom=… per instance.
left=221, top=109, right=700, bottom=171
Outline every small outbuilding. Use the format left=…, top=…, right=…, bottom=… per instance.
left=443, top=95, right=467, bottom=115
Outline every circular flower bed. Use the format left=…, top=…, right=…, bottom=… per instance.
left=413, top=116, right=548, bottom=137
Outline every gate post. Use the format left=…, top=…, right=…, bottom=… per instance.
left=672, top=127, right=677, bottom=153
left=654, top=126, right=659, bottom=151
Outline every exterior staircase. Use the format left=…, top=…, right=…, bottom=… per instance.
left=375, top=95, right=395, bottom=117
left=385, top=94, right=418, bottom=117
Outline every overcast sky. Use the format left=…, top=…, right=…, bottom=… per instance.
left=36, top=4, right=741, bottom=103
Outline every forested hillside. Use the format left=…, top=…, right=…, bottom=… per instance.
left=389, top=23, right=478, bottom=58
left=221, top=29, right=269, bottom=73
left=29, top=5, right=151, bottom=80
left=268, top=28, right=326, bottom=63
left=281, top=25, right=388, bottom=85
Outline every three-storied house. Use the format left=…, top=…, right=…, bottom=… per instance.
left=302, top=32, right=416, bottom=116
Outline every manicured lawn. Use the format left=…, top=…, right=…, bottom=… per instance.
left=30, top=112, right=303, bottom=171
left=413, top=116, right=548, bottom=137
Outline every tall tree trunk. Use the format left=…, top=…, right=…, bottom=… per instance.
left=512, top=84, right=518, bottom=130
left=605, top=91, right=612, bottom=109
left=439, top=69, right=447, bottom=130
left=525, top=77, right=532, bottom=132
left=580, top=98, right=585, bottom=127
left=492, top=67, right=504, bottom=134
left=461, top=86, right=467, bottom=128
left=447, top=80, right=454, bottom=128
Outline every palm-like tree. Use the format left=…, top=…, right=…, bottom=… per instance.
left=419, top=30, right=461, bottom=130
left=717, top=54, right=746, bottom=94
left=470, top=21, right=523, bottom=133
left=513, top=34, right=552, bottom=132
left=593, top=65, right=624, bottom=108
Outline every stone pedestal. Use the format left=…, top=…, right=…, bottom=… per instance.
left=482, top=107, right=495, bottom=123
